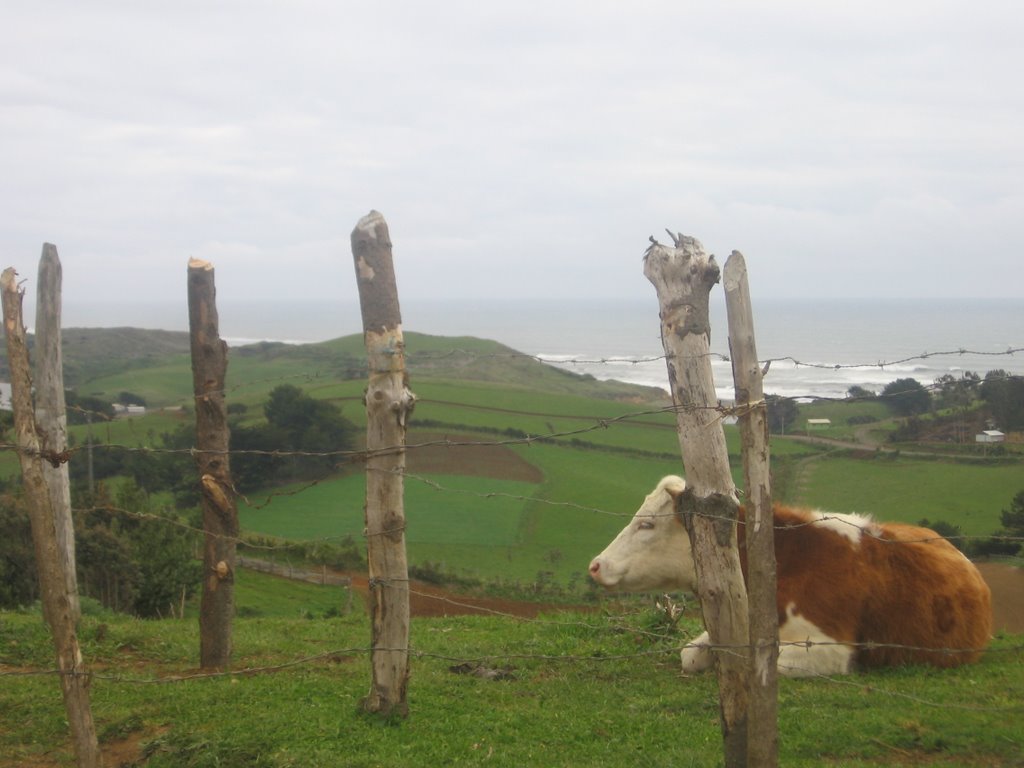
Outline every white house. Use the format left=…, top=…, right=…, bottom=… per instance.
left=0, top=382, right=11, bottom=411
left=975, top=430, right=1005, bottom=444
left=807, top=418, right=832, bottom=430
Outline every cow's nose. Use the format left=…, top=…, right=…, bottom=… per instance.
left=588, top=560, right=601, bottom=577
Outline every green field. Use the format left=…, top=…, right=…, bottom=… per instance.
left=790, top=454, right=1022, bottom=535
left=5, top=328, right=1020, bottom=591
left=2, top=594, right=1021, bottom=767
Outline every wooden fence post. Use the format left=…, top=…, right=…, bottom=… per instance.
left=724, top=251, right=778, bottom=767
left=351, top=210, right=415, bottom=717
left=187, top=258, right=238, bottom=670
left=643, top=233, right=749, bottom=767
left=2, top=268, right=101, bottom=768
left=34, top=244, right=80, bottom=619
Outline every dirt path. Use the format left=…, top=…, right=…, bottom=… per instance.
left=346, top=574, right=590, bottom=618
left=344, top=563, right=1024, bottom=632
left=976, top=562, right=1024, bottom=634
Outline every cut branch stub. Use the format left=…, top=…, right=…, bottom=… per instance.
left=351, top=210, right=402, bottom=335
left=643, top=235, right=721, bottom=344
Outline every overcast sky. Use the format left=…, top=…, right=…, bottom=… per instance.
left=2, top=1, right=1023, bottom=309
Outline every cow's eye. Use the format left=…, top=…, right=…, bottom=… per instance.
left=637, top=520, right=655, bottom=530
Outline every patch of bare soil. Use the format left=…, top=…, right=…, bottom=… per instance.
left=976, top=561, right=1024, bottom=634
left=406, top=431, right=544, bottom=483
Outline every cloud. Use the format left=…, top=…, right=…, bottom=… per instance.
left=1, top=1, right=1022, bottom=307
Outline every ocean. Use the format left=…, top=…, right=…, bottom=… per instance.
left=54, top=296, right=1024, bottom=401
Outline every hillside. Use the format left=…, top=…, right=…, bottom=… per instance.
left=2, top=326, right=668, bottom=405
left=1, top=327, right=193, bottom=385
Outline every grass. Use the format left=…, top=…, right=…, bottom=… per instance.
left=230, top=569, right=354, bottom=620
left=2, top=596, right=1021, bottom=768
left=240, top=474, right=538, bottom=548
left=791, top=454, right=1023, bottom=535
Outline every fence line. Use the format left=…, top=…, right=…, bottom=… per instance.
left=6, top=368, right=1024, bottom=467
left=3, top=337, right=1023, bottom=718
left=42, top=346, right=1024, bottom=427
left=3, top=637, right=1022, bottom=714
left=5, top=471, right=1024, bottom=555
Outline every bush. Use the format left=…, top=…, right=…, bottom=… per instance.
left=881, top=378, right=931, bottom=417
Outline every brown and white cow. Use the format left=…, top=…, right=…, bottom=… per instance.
left=588, top=476, right=992, bottom=677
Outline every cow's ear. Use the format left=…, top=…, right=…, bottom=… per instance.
left=663, top=477, right=687, bottom=500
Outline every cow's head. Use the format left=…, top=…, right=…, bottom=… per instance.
left=588, top=476, right=696, bottom=593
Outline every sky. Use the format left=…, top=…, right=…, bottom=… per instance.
left=2, top=0, right=1023, bottom=311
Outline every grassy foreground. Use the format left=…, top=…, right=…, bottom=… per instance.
left=2, top=577, right=1022, bottom=768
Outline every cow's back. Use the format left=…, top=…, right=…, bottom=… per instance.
left=740, top=507, right=992, bottom=670
left=856, top=521, right=991, bottom=668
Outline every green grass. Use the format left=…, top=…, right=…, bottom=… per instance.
left=240, top=474, right=538, bottom=548
left=1, top=602, right=1021, bottom=768
left=792, top=454, right=1023, bottom=535
left=230, top=568, right=354, bottom=620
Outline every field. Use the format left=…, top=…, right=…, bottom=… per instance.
left=4, top=329, right=1021, bottom=588
left=3, top=328, right=1024, bottom=766
left=2, top=577, right=1023, bottom=767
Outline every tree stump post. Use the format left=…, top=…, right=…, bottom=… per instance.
left=724, top=251, right=778, bottom=768
left=351, top=210, right=415, bottom=718
left=643, top=233, right=749, bottom=767
left=34, top=244, right=80, bottom=619
left=187, top=258, right=238, bottom=671
left=2, top=268, right=101, bottom=768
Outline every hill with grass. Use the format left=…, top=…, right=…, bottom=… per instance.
left=3, top=326, right=1021, bottom=592
left=3, top=326, right=668, bottom=405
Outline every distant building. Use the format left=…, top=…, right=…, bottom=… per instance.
left=975, top=430, right=1005, bottom=444
left=807, top=418, right=832, bottom=430
left=0, top=382, right=10, bottom=411
left=112, top=403, right=146, bottom=417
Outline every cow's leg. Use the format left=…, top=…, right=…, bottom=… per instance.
left=680, top=630, right=713, bottom=674
left=776, top=606, right=854, bottom=678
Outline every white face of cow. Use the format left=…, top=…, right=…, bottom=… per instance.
left=588, top=476, right=697, bottom=593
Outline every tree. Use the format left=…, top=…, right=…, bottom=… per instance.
left=934, top=372, right=980, bottom=410
left=999, top=490, right=1024, bottom=554
left=917, top=518, right=965, bottom=552
left=260, top=384, right=356, bottom=482
left=880, top=377, right=931, bottom=417
left=979, top=370, right=1024, bottom=431
left=846, top=385, right=875, bottom=400
left=64, top=391, right=114, bottom=426
left=0, top=490, right=37, bottom=608
left=75, top=481, right=201, bottom=617
left=765, top=394, right=798, bottom=434
left=117, top=391, right=147, bottom=407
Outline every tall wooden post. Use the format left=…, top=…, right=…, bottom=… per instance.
left=2, top=268, right=101, bottom=768
left=351, top=210, right=415, bottom=717
left=643, top=233, right=749, bottom=767
left=724, top=251, right=778, bottom=767
left=187, top=258, right=238, bottom=670
left=34, top=244, right=80, bottom=618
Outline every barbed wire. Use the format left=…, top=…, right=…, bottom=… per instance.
left=399, top=345, right=1024, bottom=372
left=2, top=636, right=1021, bottom=716
left=2, top=342, right=1023, bottom=694
left=4, top=462, right=1022, bottom=554
left=39, top=345, right=1024, bottom=427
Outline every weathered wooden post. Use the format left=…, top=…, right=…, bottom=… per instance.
left=644, top=233, right=749, bottom=767
left=351, top=210, right=415, bottom=717
left=187, top=257, right=239, bottom=670
left=2, top=268, right=102, bottom=768
left=724, top=251, right=778, bottom=768
left=34, top=244, right=80, bottom=618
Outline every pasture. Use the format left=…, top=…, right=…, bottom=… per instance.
left=4, top=328, right=1024, bottom=766
left=10, top=327, right=1017, bottom=590
left=2, top=581, right=1021, bottom=767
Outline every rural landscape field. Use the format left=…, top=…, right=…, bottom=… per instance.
left=1, top=327, right=1022, bottom=767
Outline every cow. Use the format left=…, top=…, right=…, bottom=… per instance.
left=588, top=476, right=992, bottom=677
